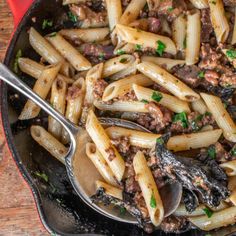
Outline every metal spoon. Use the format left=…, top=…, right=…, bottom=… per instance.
left=0, top=63, right=182, bottom=223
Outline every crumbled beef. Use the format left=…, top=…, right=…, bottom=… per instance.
left=93, top=79, right=108, bottom=99
left=215, top=142, right=230, bottom=162
left=114, top=91, right=137, bottom=102
left=152, top=83, right=171, bottom=94
left=148, top=17, right=161, bottom=33
left=219, top=72, right=236, bottom=88
left=85, top=0, right=106, bottom=12
left=170, top=112, right=215, bottom=134
left=79, top=43, right=114, bottom=60
left=134, top=192, right=149, bottom=219
left=122, top=0, right=131, bottom=7
left=204, top=70, right=220, bottom=86
left=67, top=84, right=82, bottom=100
left=174, top=65, right=201, bottom=88
left=137, top=102, right=173, bottom=133
left=111, top=136, right=130, bottom=154
left=224, top=0, right=236, bottom=6
left=105, top=147, right=116, bottom=161
left=201, top=9, right=214, bottom=43
left=160, top=216, right=189, bottom=233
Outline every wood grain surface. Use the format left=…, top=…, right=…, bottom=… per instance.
left=0, top=1, right=48, bottom=235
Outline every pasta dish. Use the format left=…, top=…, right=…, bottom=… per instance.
left=13, top=0, right=236, bottom=233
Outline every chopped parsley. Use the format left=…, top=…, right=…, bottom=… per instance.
left=116, top=49, right=126, bottom=55
left=13, top=49, right=22, bottom=74
left=156, top=40, right=166, bottom=56
left=119, top=58, right=128, bottom=63
left=99, top=53, right=105, bottom=60
left=203, top=208, right=213, bottom=218
left=34, top=171, right=48, bottom=182
left=205, top=111, right=212, bottom=116
left=42, top=19, right=53, bottom=30
left=167, top=7, right=174, bottom=12
left=141, top=99, right=149, bottom=104
left=119, top=207, right=126, bottom=215
left=68, top=11, right=77, bottom=23
left=226, top=49, right=236, bottom=60
left=231, top=148, right=236, bottom=156
left=208, top=146, right=216, bottom=159
left=173, top=112, right=188, bottom=128
left=151, top=91, right=163, bottom=102
left=135, top=44, right=142, bottom=51
left=156, top=137, right=164, bottom=145
left=210, top=0, right=216, bottom=4
left=198, top=71, right=205, bottom=79
left=48, top=32, right=57, bottom=37
left=191, top=114, right=203, bottom=131
left=150, top=192, right=157, bottom=208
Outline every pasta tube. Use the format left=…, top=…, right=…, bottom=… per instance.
left=116, top=24, right=177, bottom=55
left=133, top=84, right=191, bottom=113
left=232, top=8, right=236, bottom=45
left=191, top=98, right=208, bottom=114
left=189, top=0, right=208, bottom=9
left=19, top=64, right=61, bottom=120
left=220, top=160, right=236, bottom=176
left=86, top=110, right=125, bottom=181
left=133, top=151, right=164, bottom=226
left=105, top=0, right=122, bottom=30
left=201, top=93, right=236, bottom=142
left=31, top=125, right=67, bottom=164
left=137, top=62, right=200, bottom=102
left=46, top=33, right=91, bottom=71
left=86, top=143, right=118, bottom=186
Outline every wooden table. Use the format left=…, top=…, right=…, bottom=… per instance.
left=0, top=1, right=48, bottom=235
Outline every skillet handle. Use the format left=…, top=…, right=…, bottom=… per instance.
left=7, top=0, right=33, bottom=27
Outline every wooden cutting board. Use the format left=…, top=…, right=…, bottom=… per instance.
left=0, top=1, right=48, bottom=235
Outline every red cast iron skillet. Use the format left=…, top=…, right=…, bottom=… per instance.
left=2, top=0, right=236, bottom=235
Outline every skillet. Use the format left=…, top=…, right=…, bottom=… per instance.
left=1, top=0, right=236, bottom=235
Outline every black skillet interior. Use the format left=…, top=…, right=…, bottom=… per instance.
left=1, top=0, right=234, bottom=235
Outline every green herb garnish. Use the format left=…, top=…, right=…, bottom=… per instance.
left=68, top=11, right=77, bottom=23
left=167, top=7, right=174, bottom=12
left=226, top=49, right=236, bottom=60
left=156, top=40, right=166, bottom=56
left=150, top=192, right=157, bottom=208
left=210, top=0, right=216, bottom=4
left=173, top=112, right=188, bottom=128
left=198, top=71, right=205, bottom=79
left=141, top=99, right=149, bottom=104
left=34, top=171, right=48, bottom=182
left=119, top=207, right=126, bottom=215
left=151, top=91, right=163, bottom=102
left=205, top=111, right=212, bottom=116
left=13, top=49, right=22, bottom=74
left=116, top=49, right=126, bottom=55
left=119, top=58, right=128, bottom=63
left=42, top=19, right=53, bottom=30
left=203, top=208, right=213, bottom=218
left=48, top=32, right=57, bottom=37
left=135, top=44, right=142, bottom=51
left=231, top=148, right=236, bottom=156
left=156, top=137, right=164, bottom=145
left=208, top=146, right=216, bottom=159
left=99, top=53, right=105, bottom=60
left=191, top=114, right=203, bottom=131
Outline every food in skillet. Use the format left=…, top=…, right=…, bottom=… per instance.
left=14, top=0, right=236, bottom=233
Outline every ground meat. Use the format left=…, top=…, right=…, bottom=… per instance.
left=93, top=79, right=108, bottom=99
left=174, top=65, right=201, bottom=88
left=160, top=216, right=189, bottom=233
left=137, top=102, right=173, bottom=133
left=201, top=9, right=214, bottom=43
left=215, top=142, right=231, bottom=162
left=152, top=83, right=171, bottom=94
left=114, top=90, right=137, bottom=102
left=67, top=84, right=83, bottom=100
left=148, top=17, right=161, bottom=33
left=219, top=72, right=236, bottom=88
left=121, top=0, right=131, bottom=7
left=204, top=70, right=220, bottom=86
left=111, top=136, right=130, bottom=154
left=134, top=192, right=149, bottom=219
left=105, top=147, right=116, bottom=161
left=79, top=43, right=114, bottom=60
left=224, top=0, right=236, bottom=6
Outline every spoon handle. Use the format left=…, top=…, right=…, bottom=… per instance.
left=0, top=63, right=78, bottom=136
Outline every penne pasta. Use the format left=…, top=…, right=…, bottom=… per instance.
left=19, top=64, right=61, bottom=120
left=102, top=74, right=152, bottom=102
left=133, top=151, right=164, bottom=226
left=141, top=56, right=185, bottom=70
left=105, top=0, right=122, bottom=30
left=208, top=0, right=230, bottom=43
left=166, top=129, right=222, bottom=152
left=48, top=76, right=67, bottom=139
left=86, top=143, right=118, bottom=186
left=116, top=24, right=177, bottom=55
left=133, top=84, right=191, bottom=113
left=172, top=14, right=187, bottom=51
left=95, top=180, right=123, bottom=200
left=188, top=206, right=236, bottom=231
left=59, top=28, right=110, bottom=43
left=31, top=125, right=67, bottom=164
left=137, top=62, right=200, bottom=102
left=191, top=98, right=208, bottom=114
left=220, top=160, right=236, bottom=176
left=46, top=33, right=91, bottom=71
left=146, top=0, right=160, bottom=11
left=119, top=0, right=147, bottom=26
left=62, top=0, right=86, bottom=4
left=232, top=8, right=236, bottom=45
left=201, top=93, right=236, bottom=142
left=228, top=176, right=236, bottom=191
left=186, top=10, right=201, bottom=65
left=86, top=110, right=125, bottom=182
left=29, top=28, right=69, bottom=75
left=189, top=0, right=208, bottom=9
left=94, top=100, right=148, bottom=113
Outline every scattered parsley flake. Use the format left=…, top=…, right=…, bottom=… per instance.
left=13, top=49, right=22, bottom=74
left=99, top=53, right=105, bottom=60
left=48, top=32, right=57, bottom=37
left=198, top=71, right=205, bottom=79
left=205, top=111, right=212, bottom=116
left=141, top=99, right=149, bottom=104
left=68, top=11, right=77, bottom=23
left=208, top=146, right=216, bottom=159
left=119, top=207, right=126, bottom=215
left=226, top=49, right=236, bottom=60
left=151, top=91, right=163, bottom=102
left=168, top=7, right=174, bottom=12
left=231, top=148, right=236, bottom=156
left=116, top=49, right=126, bottom=55
left=223, top=102, right=228, bottom=108
left=42, top=19, right=53, bottom=30
left=119, top=58, right=128, bottom=63
left=156, top=137, right=164, bottom=145
left=135, top=44, right=142, bottom=51
left=173, top=112, right=188, bottom=128
left=210, top=0, right=216, bottom=4
left=34, top=171, right=48, bottom=182
left=150, top=192, right=157, bottom=208
left=203, top=208, right=213, bottom=218
left=156, top=40, right=166, bottom=56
